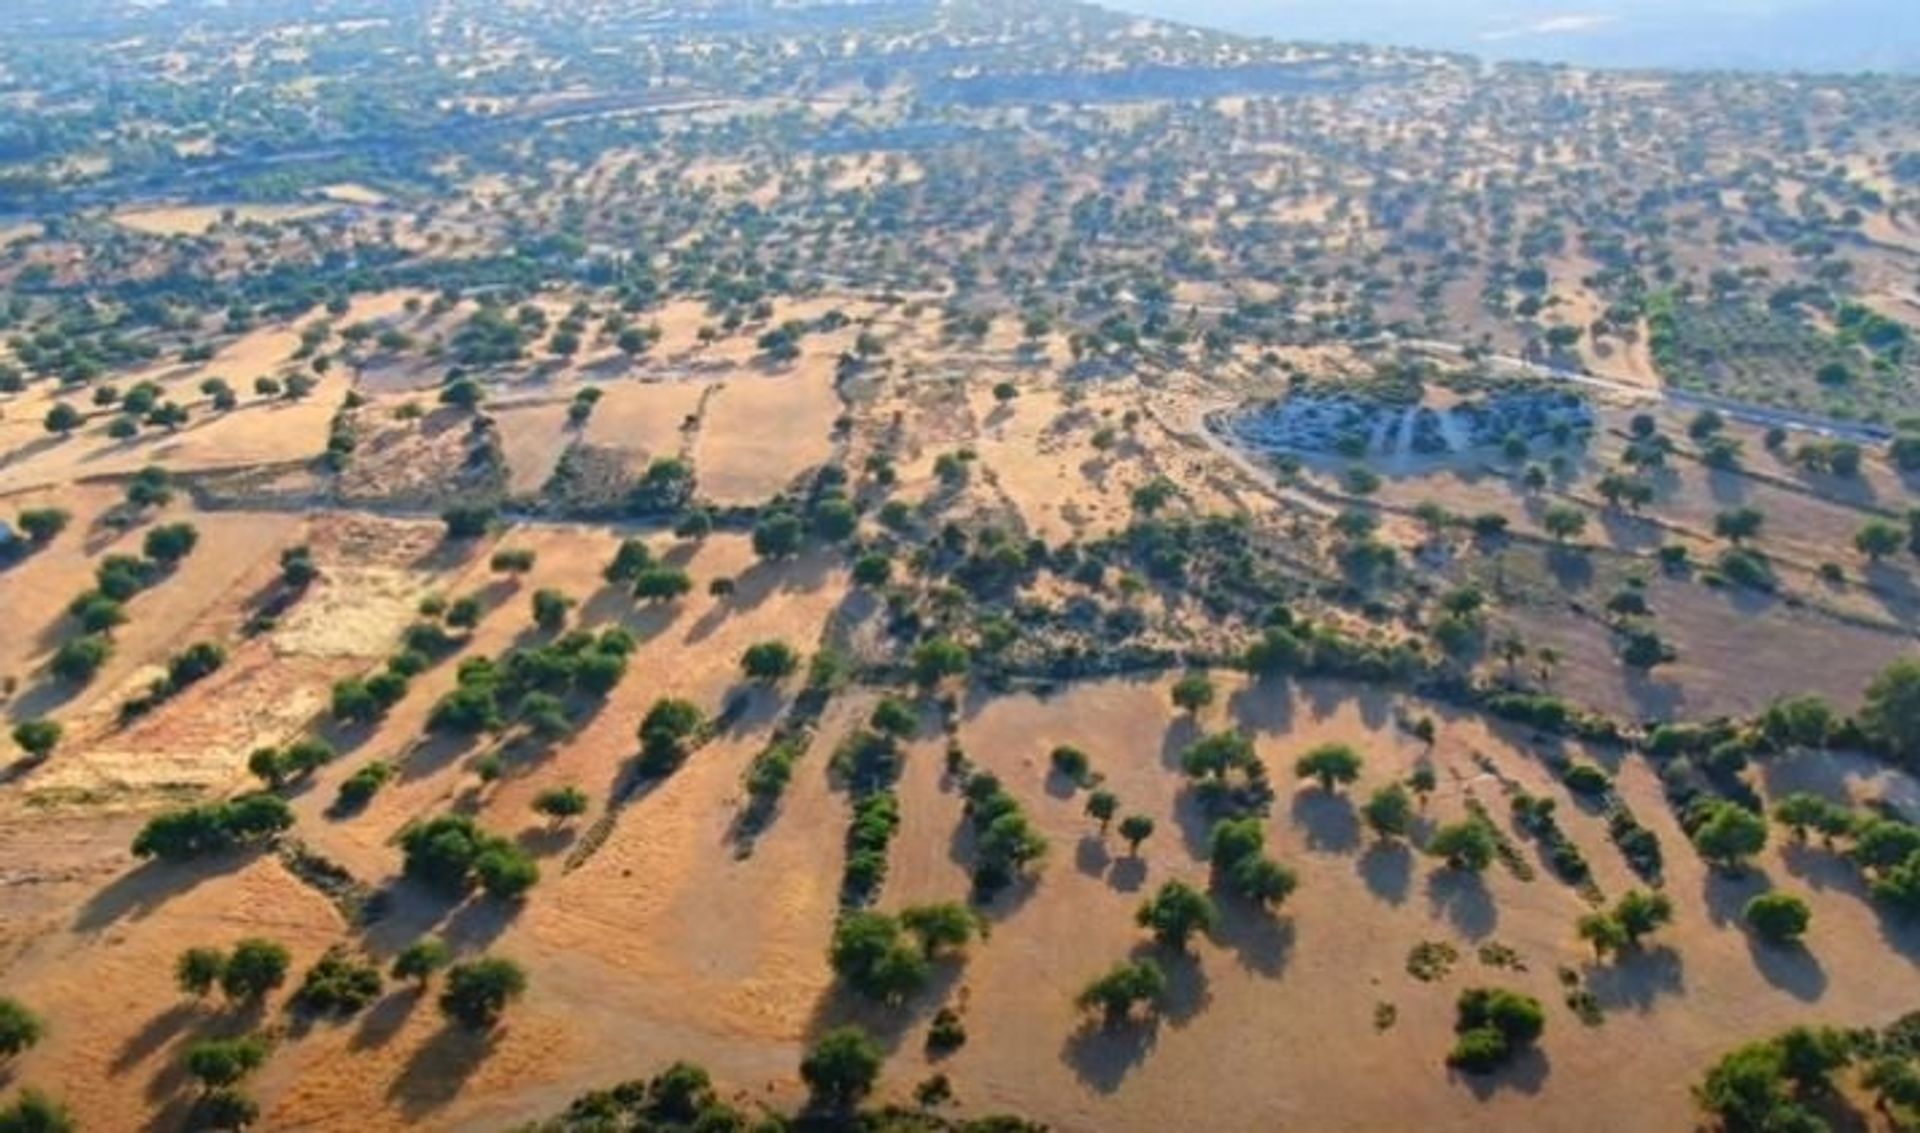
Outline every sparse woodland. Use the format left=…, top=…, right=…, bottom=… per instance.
left=0, top=1, right=1918, bottom=1131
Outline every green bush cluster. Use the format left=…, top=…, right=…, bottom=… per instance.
left=428, top=628, right=635, bottom=736
left=52, top=538, right=202, bottom=685
left=542, top=1061, right=750, bottom=1130
left=1179, top=729, right=1274, bottom=817
left=636, top=696, right=706, bottom=775
left=132, top=795, right=294, bottom=861
left=1510, top=792, right=1590, bottom=885
left=247, top=738, right=336, bottom=789
left=1208, top=817, right=1298, bottom=909
left=829, top=903, right=978, bottom=1003
left=1447, top=987, right=1545, bottom=1073
left=290, top=946, right=383, bottom=1016
left=1076, top=959, right=1168, bottom=1026
left=332, top=761, right=395, bottom=814
left=400, top=814, right=540, bottom=900
left=961, top=771, right=1047, bottom=897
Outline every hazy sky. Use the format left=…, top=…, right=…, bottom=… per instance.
left=1098, top=0, right=1920, bottom=72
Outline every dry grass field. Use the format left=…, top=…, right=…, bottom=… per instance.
left=2, top=3, right=1919, bottom=1130
left=7, top=279, right=1920, bottom=1126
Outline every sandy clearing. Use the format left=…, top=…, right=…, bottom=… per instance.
left=0, top=305, right=379, bottom=493
left=322, top=183, right=389, bottom=205
left=964, top=384, right=1150, bottom=542
left=579, top=380, right=709, bottom=476
left=270, top=528, right=447, bottom=661
left=280, top=529, right=848, bottom=875
left=112, top=202, right=340, bottom=236
left=694, top=360, right=842, bottom=505
left=487, top=399, right=577, bottom=498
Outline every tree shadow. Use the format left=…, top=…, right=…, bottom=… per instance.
left=397, top=732, right=480, bottom=784
left=1290, top=790, right=1361, bottom=855
left=1584, top=944, right=1686, bottom=1013
left=514, top=824, right=577, bottom=857
left=30, top=601, right=83, bottom=654
left=1746, top=936, right=1828, bottom=1002
left=1452, top=1045, right=1552, bottom=1098
left=386, top=1023, right=501, bottom=1120
left=0, top=753, right=49, bottom=787
left=1359, top=840, right=1414, bottom=906
left=111, top=1001, right=201, bottom=1074
left=1545, top=546, right=1594, bottom=590
left=1425, top=870, right=1497, bottom=939
left=1107, top=855, right=1149, bottom=894
left=1171, top=787, right=1217, bottom=861
left=1060, top=1015, right=1159, bottom=1094
left=972, top=870, right=1041, bottom=924
left=1213, top=901, right=1294, bottom=978
left=0, top=434, right=63, bottom=473
left=1704, top=466, right=1749, bottom=507
left=578, top=582, right=635, bottom=628
left=1754, top=750, right=1868, bottom=805
left=350, top=987, right=423, bottom=1052
left=1622, top=669, right=1685, bottom=721
left=504, top=617, right=564, bottom=656
left=1044, top=767, right=1082, bottom=801
left=312, top=714, right=381, bottom=764
left=6, top=675, right=85, bottom=725
left=1873, top=903, right=1920, bottom=965
left=1777, top=842, right=1864, bottom=896
left=682, top=551, right=837, bottom=645
left=1075, top=835, right=1111, bottom=878
left=139, top=1091, right=197, bottom=1133
left=1158, top=714, right=1199, bottom=772
left=1703, top=867, right=1772, bottom=928
left=138, top=999, right=265, bottom=1108
left=1226, top=675, right=1296, bottom=737
left=802, top=964, right=964, bottom=1055
left=1597, top=510, right=1662, bottom=554
left=1307, top=680, right=1387, bottom=730
left=438, top=895, right=519, bottom=952
left=411, top=535, right=484, bottom=574
left=355, top=882, right=457, bottom=956
left=617, top=599, right=683, bottom=645
left=718, top=684, right=785, bottom=738
left=74, top=855, right=245, bottom=934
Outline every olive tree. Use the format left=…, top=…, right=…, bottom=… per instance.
left=1744, top=893, right=1811, bottom=945
left=1075, top=959, right=1167, bottom=1026
left=0, top=996, right=45, bottom=1058
left=800, top=1026, right=884, bottom=1110
left=439, top=957, right=527, bottom=1030
left=1135, top=881, right=1217, bottom=952
left=1294, top=742, right=1362, bottom=792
